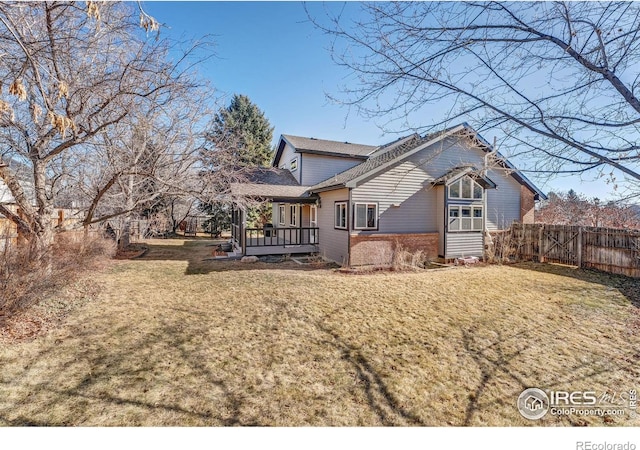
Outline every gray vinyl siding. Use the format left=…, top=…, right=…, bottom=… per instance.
left=351, top=161, right=437, bottom=233
left=301, top=154, right=362, bottom=186
left=346, top=136, right=523, bottom=258
left=436, top=185, right=445, bottom=255
left=353, top=137, right=522, bottom=232
left=421, top=138, right=521, bottom=230
left=445, top=233, right=484, bottom=258
left=277, top=143, right=301, bottom=184
left=485, top=168, right=521, bottom=230
left=317, top=188, right=349, bottom=265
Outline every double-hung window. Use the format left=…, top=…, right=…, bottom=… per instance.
left=278, top=204, right=286, bottom=226
left=353, top=203, right=378, bottom=230
left=289, top=157, right=298, bottom=172
left=334, top=202, right=347, bottom=229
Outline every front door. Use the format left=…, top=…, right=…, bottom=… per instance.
left=310, top=205, right=318, bottom=244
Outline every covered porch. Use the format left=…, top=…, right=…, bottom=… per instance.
left=231, top=202, right=319, bottom=256
left=230, top=168, right=319, bottom=257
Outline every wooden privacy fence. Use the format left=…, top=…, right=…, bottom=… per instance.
left=0, top=217, right=18, bottom=250
left=502, top=223, right=640, bottom=278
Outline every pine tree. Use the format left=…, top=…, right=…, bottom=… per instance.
left=205, top=94, right=274, bottom=168
left=201, top=95, right=275, bottom=228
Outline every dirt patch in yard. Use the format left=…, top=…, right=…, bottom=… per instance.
left=114, top=244, right=148, bottom=260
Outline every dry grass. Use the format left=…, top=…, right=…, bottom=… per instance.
left=0, top=238, right=638, bottom=426
left=0, top=232, right=115, bottom=340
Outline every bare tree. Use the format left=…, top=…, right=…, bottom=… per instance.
left=311, top=1, right=640, bottom=195
left=537, top=190, right=640, bottom=229
left=76, top=90, right=208, bottom=246
left=0, top=2, right=209, bottom=257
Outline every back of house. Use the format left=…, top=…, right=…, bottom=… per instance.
left=232, top=123, right=545, bottom=266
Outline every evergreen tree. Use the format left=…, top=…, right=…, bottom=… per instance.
left=201, top=95, right=275, bottom=229
left=204, top=94, right=274, bottom=168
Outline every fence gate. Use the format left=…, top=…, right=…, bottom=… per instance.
left=539, top=225, right=580, bottom=266
left=506, top=223, right=640, bottom=278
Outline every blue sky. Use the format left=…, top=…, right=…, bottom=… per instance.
left=145, top=1, right=624, bottom=201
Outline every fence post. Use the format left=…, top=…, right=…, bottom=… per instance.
left=576, top=226, right=583, bottom=268
left=538, top=224, right=545, bottom=263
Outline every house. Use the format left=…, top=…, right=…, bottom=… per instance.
left=230, top=123, right=546, bottom=265
left=1, top=160, right=82, bottom=248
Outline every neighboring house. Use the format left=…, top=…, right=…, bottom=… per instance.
left=0, top=182, right=13, bottom=204
left=1, top=161, right=82, bottom=239
left=230, top=123, right=546, bottom=265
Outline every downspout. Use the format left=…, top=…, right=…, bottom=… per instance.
left=347, top=188, right=352, bottom=267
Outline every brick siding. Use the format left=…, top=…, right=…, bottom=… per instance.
left=349, top=232, right=439, bottom=266
left=520, top=185, right=535, bottom=224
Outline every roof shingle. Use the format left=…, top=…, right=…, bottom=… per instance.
left=282, top=135, right=376, bottom=158
left=307, top=129, right=453, bottom=192
left=230, top=167, right=310, bottom=199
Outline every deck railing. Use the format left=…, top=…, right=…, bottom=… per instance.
left=244, top=227, right=319, bottom=247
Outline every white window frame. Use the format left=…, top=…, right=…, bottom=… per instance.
left=448, top=205, right=483, bottom=232
left=448, top=176, right=483, bottom=200
left=289, top=157, right=298, bottom=172
left=289, top=204, right=299, bottom=227
left=278, top=204, right=286, bottom=226
left=334, top=202, right=347, bottom=230
left=353, top=202, right=378, bottom=230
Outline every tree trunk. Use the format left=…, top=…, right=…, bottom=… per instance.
left=32, top=160, right=55, bottom=265
left=118, top=173, right=134, bottom=251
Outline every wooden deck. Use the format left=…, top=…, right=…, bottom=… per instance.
left=235, top=227, right=320, bottom=257
left=244, top=244, right=319, bottom=256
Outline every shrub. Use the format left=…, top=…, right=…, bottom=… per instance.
left=0, top=231, right=115, bottom=321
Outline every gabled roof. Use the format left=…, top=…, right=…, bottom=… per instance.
left=366, top=133, right=420, bottom=157
left=308, top=125, right=462, bottom=192
left=468, top=127, right=548, bottom=200
left=432, top=166, right=497, bottom=189
left=273, top=135, right=377, bottom=166
left=243, top=167, right=299, bottom=185
left=230, top=167, right=311, bottom=200
left=307, top=123, right=547, bottom=200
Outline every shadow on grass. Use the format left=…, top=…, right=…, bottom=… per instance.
left=459, top=321, right=640, bottom=426
left=134, top=238, right=336, bottom=275
left=0, top=307, right=258, bottom=426
left=317, top=321, right=425, bottom=426
left=461, top=327, right=529, bottom=426
left=508, top=262, right=640, bottom=308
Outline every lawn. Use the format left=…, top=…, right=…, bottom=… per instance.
left=0, top=238, right=639, bottom=426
